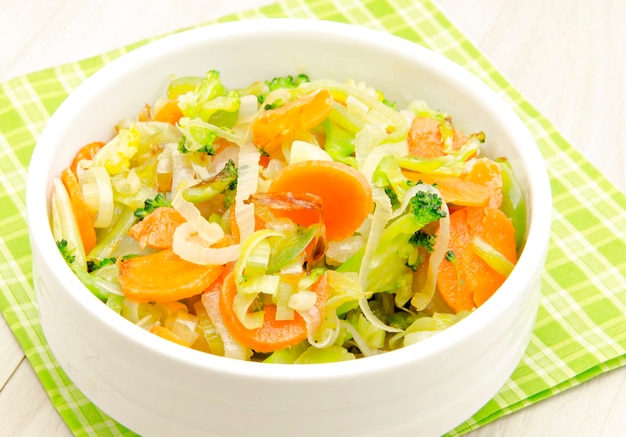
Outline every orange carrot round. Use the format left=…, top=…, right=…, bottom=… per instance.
left=60, top=167, right=97, bottom=253
left=251, top=89, right=333, bottom=157
left=70, top=141, right=105, bottom=175
left=267, top=160, right=372, bottom=241
left=437, top=206, right=517, bottom=312
left=407, top=116, right=467, bottom=158
left=153, top=100, right=184, bottom=124
left=118, top=248, right=224, bottom=303
left=128, top=207, right=187, bottom=250
left=218, top=271, right=328, bottom=353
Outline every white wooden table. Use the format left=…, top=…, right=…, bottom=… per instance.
left=1, top=1, right=625, bottom=436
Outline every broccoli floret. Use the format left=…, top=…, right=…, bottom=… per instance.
left=87, top=257, right=118, bottom=273
left=56, top=239, right=75, bottom=265
left=258, top=74, right=310, bottom=106
left=409, top=230, right=436, bottom=253
left=182, top=159, right=238, bottom=206
left=178, top=131, right=216, bottom=155
left=134, top=193, right=170, bottom=220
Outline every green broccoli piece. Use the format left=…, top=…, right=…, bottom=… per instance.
left=258, top=74, right=310, bottom=107
left=409, top=230, right=436, bottom=253
left=56, top=239, right=75, bottom=265
left=133, top=193, right=170, bottom=220
left=87, top=257, right=118, bottom=273
left=182, top=159, right=238, bottom=206
left=178, top=131, right=216, bottom=155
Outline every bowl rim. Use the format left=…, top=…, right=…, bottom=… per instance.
left=26, top=18, right=552, bottom=381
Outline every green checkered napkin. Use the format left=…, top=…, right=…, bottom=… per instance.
left=1, top=0, right=625, bottom=435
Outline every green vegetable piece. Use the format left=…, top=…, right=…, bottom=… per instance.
left=167, top=76, right=205, bottom=100
left=133, top=193, right=170, bottom=220
left=367, top=190, right=447, bottom=294
left=56, top=239, right=75, bottom=265
left=263, top=341, right=309, bottom=364
left=176, top=70, right=240, bottom=127
left=178, top=130, right=217, bottom=155
left=409, top=230, right=436, bottom=253
left=293, top=345, right=355, bottom=364
left=182, top=159, right=238, bottom=204
left=258, top=74, right=310, bottom=104
left=323, top=119, right=357, bottom=168
left=87, top=257, right=118, bottom=272
left=89, top=205, right=139, bottom=260
left=266, top=225, right=318, bottom=274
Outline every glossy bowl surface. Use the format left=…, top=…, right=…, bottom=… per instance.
left=26, top=19, right=551, bottom=437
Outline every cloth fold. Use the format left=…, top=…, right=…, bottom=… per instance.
left=1, top=0, right=624, bottom=436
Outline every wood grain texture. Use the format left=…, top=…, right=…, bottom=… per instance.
left=0, top=1, right=624, bottom=436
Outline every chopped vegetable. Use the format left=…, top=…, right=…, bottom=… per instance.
left=118, top=248, right=224, bottom=303
left=251, top=89, right=333, bottom=157
left=60, top=167, right=97, bottom=253
left=134, top=193, right=171, bottom=220
left=219, top=270, right=329, bottom=353
left=70, top=141, right=105, bottom=174
left=437, top=206, right=517, bottom=311
left=128, top=206, right=186, bottom=250
left=153, top=100, right=184, bottom=125
left=267, top=160, right=372, bottom=241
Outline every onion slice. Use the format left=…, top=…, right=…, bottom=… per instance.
left=233, top=141, right=260, bottom=242
left=201, top=291, right=250, bottom=360
left=172, top=222, right=239, bottom=265
left=358, top=297, right=402, bottom=333
left=171, top=191, right=224, bottom=244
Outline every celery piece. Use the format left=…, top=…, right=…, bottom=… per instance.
left=88, top=204, right=138, bottom=260
left=182, top=159, right=237, bottom=203
left=293, top=345, right=355, bottom=364
left=357, top=313, right=386, bottom=349
left=263, top=341, right=309, bottom=364
left=266, top=225, right=318, bottom=274
left=167, top=76, right=204, bottom=100
left=323, top=119, right=357, bottom=167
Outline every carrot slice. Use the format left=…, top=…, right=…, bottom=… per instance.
left=437, top=206, right=517, bottom=312
left=407, top=116, right=468, bottom=158
left=251, top=89, right=333, bottom=157
left=153, top=99, right=184, bottom=125
left=403, top=158, right=503, bottom=209
left=118, top=248, right=224, bottom=303
left=267, top=160, right=372, bottom=241
left=60, top=167, right=97, bottom=253
left=218, top=271, right=328, bottom=353
left=128, top=206, right=186, bottom=250
left=70, top=141, right=105, bottom=175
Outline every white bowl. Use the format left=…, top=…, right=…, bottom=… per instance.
left=26, top=19, right=551, bottom=437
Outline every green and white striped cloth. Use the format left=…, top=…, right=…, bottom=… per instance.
left=1, top=0, right=625, bottom=435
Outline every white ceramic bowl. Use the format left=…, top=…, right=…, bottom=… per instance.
left=27, top=19, right=551, bottom=437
